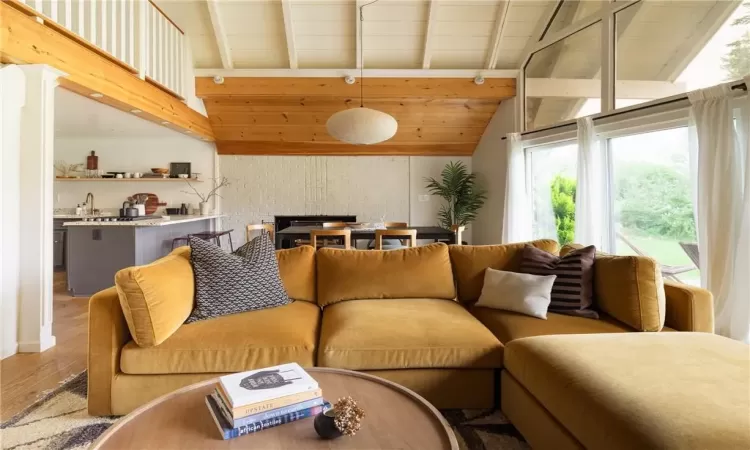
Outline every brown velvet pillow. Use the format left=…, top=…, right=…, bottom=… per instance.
left=519, top=245, right=598, bottom=319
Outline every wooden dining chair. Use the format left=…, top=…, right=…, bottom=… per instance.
left=246, top=223, right=274, bottom=242
left=368, top=222, right=409, bottom=249
left=310, top=229, right=351, bottom=250
left=323, top=222, right=349, bottom=228
left=375, top=229, right=416, bottom=250
left=452, top=225, right=465, bottom=245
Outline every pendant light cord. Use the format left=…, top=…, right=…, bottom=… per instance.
left=359, top=0, right=380, bottom=108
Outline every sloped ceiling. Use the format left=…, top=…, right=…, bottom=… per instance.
left=195, top=76, right=516, bottom=155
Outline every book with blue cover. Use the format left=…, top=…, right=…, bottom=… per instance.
left=211, top=390, right=325, bottom=428
left=205, top=394, right=329, bottom=440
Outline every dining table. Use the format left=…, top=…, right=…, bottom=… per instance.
left=274, top=225, right=457, bottom=249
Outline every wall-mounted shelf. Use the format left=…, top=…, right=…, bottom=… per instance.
left=55, top=178, right=203, bottom=182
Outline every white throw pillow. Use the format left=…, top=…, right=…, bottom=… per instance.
left=476, top=268, right=556, bottom=320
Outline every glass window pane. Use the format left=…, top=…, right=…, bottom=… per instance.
left=610, top=127, right=700, bottom=285
left=615, top=1, right=749, bottom=109
left=525, top=23, right=602, bottom=130
left=528, top=142, right=578, bottom=244
left=542, top=1, right=605, bottom=39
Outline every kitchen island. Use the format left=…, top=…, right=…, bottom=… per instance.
left=64, top=215, right=223, bottom=296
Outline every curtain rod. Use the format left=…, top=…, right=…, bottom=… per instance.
left=501, top=81, right=747, bottom=141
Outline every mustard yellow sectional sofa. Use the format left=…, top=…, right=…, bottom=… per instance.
left=88, top=239, right=715, bottom=423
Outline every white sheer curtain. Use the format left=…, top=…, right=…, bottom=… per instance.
left=688, top=82, right=750, bottom=343
left=502, top=133, right=532, bottom=243
left=573, top=117, right=607, bottom=250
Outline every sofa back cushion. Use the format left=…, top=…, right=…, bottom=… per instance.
left=561, top=243, right=666, bottom=331
left=115, top=247, right=195, bottom=347
left=116, top=245, right=318, bottom=348
left=276, top=246, right=316, bottom=303
left=594, top=255, right=666, bottom=332
left=449, top=240, right=559, bottom=305
left=316, top=243, right=455, bottom=307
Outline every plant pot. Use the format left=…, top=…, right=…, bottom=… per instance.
left=199, top=202, right=210, bottom=216
left=314, top=409, right=342, bottom=439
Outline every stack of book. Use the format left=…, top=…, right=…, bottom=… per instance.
left=205, top=363, right=329, bottom=440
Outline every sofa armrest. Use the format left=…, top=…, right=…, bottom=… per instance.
left=663, top=281, right=714, bottom=332
left=88, top=287, right=131, bottom=415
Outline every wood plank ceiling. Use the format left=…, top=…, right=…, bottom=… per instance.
left=196, top=77, right=516, bottom=155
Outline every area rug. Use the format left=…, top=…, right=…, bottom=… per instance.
left=1, top=371, right=528, bottom=450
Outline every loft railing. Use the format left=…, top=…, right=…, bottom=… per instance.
left=12, top=0, right=186, bottom=99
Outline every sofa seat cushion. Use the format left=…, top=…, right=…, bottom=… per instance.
left=319, top=298, right=504, bottom=370
left=121, top=301, right=320, bottom=374
left=472, top=306, right=632, bottom=343
left=504, top=333, right=750, bottom=450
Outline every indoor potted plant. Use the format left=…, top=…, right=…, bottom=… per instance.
left=424, top=161, right=487, bottom=239
left=182, top=177, right=230, bottom=215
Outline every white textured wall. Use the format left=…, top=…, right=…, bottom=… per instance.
left=220, top=155, right=473, bottom=246
left=1, top=66, right=24, bottom=358
left=472, top=98, right=518, bottom=245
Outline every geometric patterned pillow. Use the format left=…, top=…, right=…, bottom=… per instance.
left=519, top=244, right=599, bottom=319
left=185, top=231, right=291, bottom=324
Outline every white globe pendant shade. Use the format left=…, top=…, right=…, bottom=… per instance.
left=326, top=107, right=398, bottom=145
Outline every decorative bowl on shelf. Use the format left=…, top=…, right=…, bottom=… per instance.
left=178, top=174, right=189, bottom=179
left=151, top=168, right=169, bottom=174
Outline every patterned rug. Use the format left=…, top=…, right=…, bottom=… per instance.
left=1, top=372, right=528, bottom=450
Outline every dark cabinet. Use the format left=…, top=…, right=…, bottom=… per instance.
left=53, top=230, right=65, bottom=268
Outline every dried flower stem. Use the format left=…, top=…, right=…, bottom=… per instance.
left=182, top=177, right=230, bottom=203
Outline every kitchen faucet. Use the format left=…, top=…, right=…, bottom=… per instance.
left=85, top=192, right=94, bottom=216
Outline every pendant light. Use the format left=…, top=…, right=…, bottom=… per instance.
left=326, top=1, right=397, bottom=145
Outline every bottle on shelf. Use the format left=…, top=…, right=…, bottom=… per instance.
left=76, top=204, right=82, bottom=216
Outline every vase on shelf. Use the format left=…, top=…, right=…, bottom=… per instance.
left=199, top=202, right=210, bottom=216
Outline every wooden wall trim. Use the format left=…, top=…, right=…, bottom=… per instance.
left=196, top=77, right=516, bottom=100
left=216, top=141, right=476, bottom=156
left=0, top=1, right=214, bottom=140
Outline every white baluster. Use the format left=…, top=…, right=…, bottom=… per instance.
left=90, top=0, right=97, bottom=46
left=121, top=0, right=128, bottom=64
left=158, top=15, right=165, bottom=85
left=178, top=33, right=184, bottom=96
left=50, top=0, right=58, bottom=22
left=129, top=0, right=136, bottom=67
left=64, top=0, right=72, bottom=29
left=101, top=0, right=107, bottom=52
left=34, top=0, right=42, bottom=12
left=111, top=0, right=118, bottom=58
left=138, top=0, right=148, bottom=78
left=169, top=24, right=175, bottom=92
left=77, top=0, right=84, bottom=37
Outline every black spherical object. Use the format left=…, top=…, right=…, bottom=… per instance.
left=314, top=410, right=342, bottom=439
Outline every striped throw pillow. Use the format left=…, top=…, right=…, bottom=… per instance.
left=519, top=245, right=598, bottom=319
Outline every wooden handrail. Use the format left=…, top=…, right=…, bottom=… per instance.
left=148, top=0, right=184, bottom=35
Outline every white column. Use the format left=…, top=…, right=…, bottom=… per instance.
left=16, top=65, right=66, bottom=353
left=0, top=65, right=27, bottom=359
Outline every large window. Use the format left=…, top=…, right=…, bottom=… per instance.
left=525, top=23, right=602, bottom=131
left=609, top=127, right=699, bottom=284
left=524, top=0, right=748, bottom=129
left=615, top=1, right=750, bottom=109
left=527, top=141, right=578, bottom=243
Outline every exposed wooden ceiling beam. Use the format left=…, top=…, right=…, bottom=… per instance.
left=206, top=0, right=233, bottom=70
left=216, top=141, right=476, bottom=156
left=422, top=0, right=439, bottom=69
left=486, top=0, right=510, bottom=69
left=0, top=1, right=214, bottom=140
left=194, top=68, right=519, bottom=78
left=195, top=77, right=516, bottom=99
left=280, top=0, right=298, bottom=69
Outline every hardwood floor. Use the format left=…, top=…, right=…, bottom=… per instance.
left=0, top=272, right=89, bottom=421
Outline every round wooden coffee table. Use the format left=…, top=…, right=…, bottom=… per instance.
left=91, top=367, right=458, bottom=449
